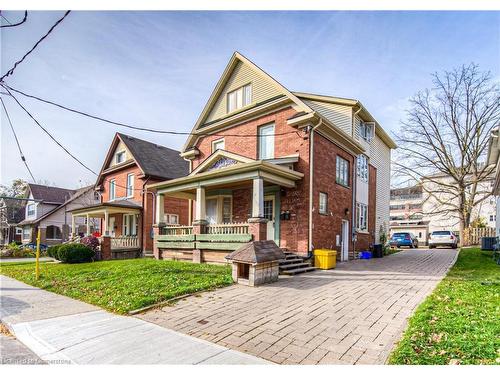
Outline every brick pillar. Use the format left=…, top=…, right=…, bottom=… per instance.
left=248, top=218, right=268, bottom=241
left=101, top=236, right=111, bottom=260
left=38, top=227, right=47, bottom=247
left=192, top=220, right=207, bottom=263
left=152, top=224, right=165, bottom=260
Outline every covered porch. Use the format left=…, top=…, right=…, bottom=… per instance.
left=70, top=200, right=142, bottom=259
left=150, top=158, right=303, bottom=264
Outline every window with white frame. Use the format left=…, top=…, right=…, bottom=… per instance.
left=164, top=214, right=179, bottom=225
left=222, top=197, right=232, bottom=223
left=336, top=156, right=349, bottom=187
left=27, top=203, right=35, bottom=217
left=22, top=227, right=30, bottom=240
left=356, top=203, right=368, bottom=231
left=258, top=123, right=275, bottom=159
left=16, top=227, right=22, bottom=235
left=212, top=138, right=225, bottom=152
left=115, top=151, right=126, bottom=164
left=357, top=155, right=369, bottom=182
left=109, top=179, right=116, bottom=201
left=227, top=84, right=252, bottom=113
left=126, top=173, right=134, bottom=198
left=123, top=214, right=137, bottom=236
left=359, top=122, right=374, bottom=142
left=319, top=192, right=328, bottom=215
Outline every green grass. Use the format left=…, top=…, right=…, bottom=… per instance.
left=0, top=258, right=232, bottom=314
left=389, top=248, right=500, bottom=365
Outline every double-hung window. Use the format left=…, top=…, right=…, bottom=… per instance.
left=27, top=203, right=35, bottom=217
left=115, top=151, right=126, bottom=164
left=356, top=203, right=368, bottom=231
left=359, top=122, right=374, bottom=142
left=319, top=192, right=328, bottom=215
left=227, top=84, right=252, bottom=113
left=109, top=179, right=116, bottom=201
left=164, top=214, right=179, bottom=225
left=336, top=156, right=349, bottom=187
left=126, top=174, right=134, bottom=198
left=258, top=123, right=275, bottom=160
left=357, top=155, right=369, bottom=182
left=212, top=138, right=225, bottom=152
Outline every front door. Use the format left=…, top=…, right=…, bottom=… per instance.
left=264, top=196, right=275, bottom=243
left=341, top=220, right=349, bottom=261
left=108, top=217, right=115, bottom=237
left=206, top=198, right=218, bottom=224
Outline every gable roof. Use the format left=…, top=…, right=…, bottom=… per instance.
left=28, top=183, right=76, bottom=204
left=97, top=133, right=189, bottom=185
left=190, top=149, right=255, bottom=175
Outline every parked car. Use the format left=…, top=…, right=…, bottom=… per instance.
left=389, top=232, right=419, bottom=248
left=21, top=243, right=48, bottom=251
left=428, top=230, right=458, bottom=249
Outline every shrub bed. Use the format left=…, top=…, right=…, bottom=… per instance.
left=56, top=243, right=95, bottom=263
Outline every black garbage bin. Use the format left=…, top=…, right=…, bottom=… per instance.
left=372, top=244, right=383, bottom=258
left=481, top=237, right=496, bottom=251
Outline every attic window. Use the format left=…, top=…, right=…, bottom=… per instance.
left=116, top=151, right=126, bottom=164
left=359, top=122, right=374, bottom=142
left=227, top=84, right=252, bottom=113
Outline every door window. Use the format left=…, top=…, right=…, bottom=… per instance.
left=264, top=199, right=274, bottom=221
left=206, top=199, right=218, bottom=224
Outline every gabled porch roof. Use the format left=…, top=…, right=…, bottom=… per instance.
left=69, top=200, right=142, bottom=216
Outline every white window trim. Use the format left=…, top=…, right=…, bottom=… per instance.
left=357, top=155, right=369, bottom=183
left=109, top=179, right=116, bottom=201
left=359, top=122, right=374, bottom=142
left=319, top=192, right=328, bottom=215
left=258, top=123, right=275, bottom=160
left=122, top=214, right=137, bottom=236
left=356, top=203, right=368, bottom=232
left=211, top=138, right=225, bottom=153
left=27, top=203, right=36, bottom=217
left=15, top=227, right=22, bottom=235
left=126, top=173, right=134, bottom=198
left=115, top=150, right=126, bottom=164
left=226, top=83, right=252, bottom=113
left=164, top=213, right=180, bottom=225
left=336, top=156, right=349, bottom=187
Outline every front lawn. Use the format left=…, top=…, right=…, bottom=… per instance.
left=0, top=258, right=232, bottom=314
left=389, top=248, right=500, bottom=365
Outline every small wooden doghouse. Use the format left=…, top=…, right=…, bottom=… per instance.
left=225, top=240, right=285, bottom=286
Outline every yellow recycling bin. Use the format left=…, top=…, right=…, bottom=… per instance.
left=314, top=249, right=337, bottom=270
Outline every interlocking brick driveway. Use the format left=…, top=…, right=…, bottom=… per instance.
left=140, top=249, right=457, bottom=364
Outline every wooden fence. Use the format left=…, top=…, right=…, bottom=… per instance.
left=462, top=227, right=496, bottom=246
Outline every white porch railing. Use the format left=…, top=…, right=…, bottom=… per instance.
left=163, top=226, right=193, bottom=235
left=206, top=222, right=249, bottom=235
left=111, top=236, right=140, bottom=249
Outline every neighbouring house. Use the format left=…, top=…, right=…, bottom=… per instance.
left=16, top=183, right=99, bottom=246
left=69, top=133, right=189, bottom=258
left=487, top=126, right=500, bottom=236
left=149, top=52, right=396, bottom=265
left=0, top=204, right=25, bottom=245
left=389, top=185, right=430, bottom=245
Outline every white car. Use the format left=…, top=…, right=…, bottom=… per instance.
left=428, top=230, right=458, bottom=249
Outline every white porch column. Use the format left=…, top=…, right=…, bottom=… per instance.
left=71, top=215, right=76, bottom=237
left=155, top=194, right=165, bottom=224
left=86, top=214, right=90, bottom=236
left=194, top=186, right=206, bottom=222
left=252, top=177, right=264, bottom=218
left=103, top=210, right=109, bottom=236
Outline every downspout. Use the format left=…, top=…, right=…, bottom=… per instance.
left=308, top=117, right=323, bottom=257
left=351, top=105, right=363, bottom=258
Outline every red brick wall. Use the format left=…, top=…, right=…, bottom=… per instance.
left=312, top=134, right=354, bottom=259
left=232, top=188, right=251, bottom=222
left=100, top=165, right=143, bottom=203
left=355, top=165, right=377, bottom=253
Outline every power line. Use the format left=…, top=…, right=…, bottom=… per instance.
left=0, top=11, right=27, bottom=28
left=0, top=97, right=36, bottom=182
left=0, top=10, right=70, bottom=81
left=0, top=83, right=303, bottom=138
left=3, top=85, right=98, bottom=176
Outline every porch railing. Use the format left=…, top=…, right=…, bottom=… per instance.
left=111, top=236, right=140, bottom=249
left=162, top=225, right=193, bottom=235
left=206, top=222, right=249, bottom=235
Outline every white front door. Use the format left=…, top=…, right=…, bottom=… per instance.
left=108, top=217, right=115, bottom=237
left=206, top=198, right=218, bottom=224
left=264, top=196, right=275, bottom=242
left=341, top=220, right=349, bottom=261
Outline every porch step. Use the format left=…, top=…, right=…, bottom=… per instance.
left=279, top=262, right=313, bottom=270
left=281, top=266, right=317, bottom=275
left=143, top=252, right=154, bottom=258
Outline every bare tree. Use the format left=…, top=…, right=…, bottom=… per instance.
left=393, top=64, right=500, bottom=236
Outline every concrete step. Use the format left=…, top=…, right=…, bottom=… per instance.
left=281, top=266, right=317, bottom=275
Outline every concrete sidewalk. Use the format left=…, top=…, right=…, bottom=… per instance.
left=0, top=275, right=268, bottom=364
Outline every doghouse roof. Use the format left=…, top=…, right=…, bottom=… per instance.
left=225, top=240, right=285, bottom=264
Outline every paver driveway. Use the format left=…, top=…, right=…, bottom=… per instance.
left=141, top=249, right=457, bottom=364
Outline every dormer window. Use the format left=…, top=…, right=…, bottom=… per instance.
left=27, top=203, right=35, bottom=217
left=116, top=151, right=126, bottom=164
left=227, top=84, right=252, bottom=113
left=359, top=122, right=374, bottom=142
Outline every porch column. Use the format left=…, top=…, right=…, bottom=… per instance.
left=86, top=213, right=90, bottom=236
left=248, top=177, right=268, bottom=241
left=155, top=193, right=165, bottom=225
left=103, top=210, right=109, bottom=236
left=192, top=186, right=207, bottom=263
left=71, top=215, right=76, bottom=237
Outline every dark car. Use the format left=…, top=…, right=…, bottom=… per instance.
left=389, top=232, right=419, bottom=248
left=21, top=243, right=48, bottom=251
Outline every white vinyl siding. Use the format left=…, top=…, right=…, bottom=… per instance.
left=356, top=203, right=368, bottom=231
left=371, top=134, right=391, bottom=243
left=126, top=174, right=134, bottom=198
left=302, top=99, right=353, bottom=135
left=357, top=154, right=369, bottom=182
left=336, top=156, right=349, bottom=187
left=258, top=124, right=275, bottom=159
left=205, top=61, right=282, bottom=123
left=109, top=180, right=116, bottom=201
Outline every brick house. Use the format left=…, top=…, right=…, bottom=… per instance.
left=70, top=133, right=189, bottom=257
left=149, top=52, right=396, bottom=264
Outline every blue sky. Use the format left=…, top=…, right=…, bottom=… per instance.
left=1, top=11, right=499, bottom=188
